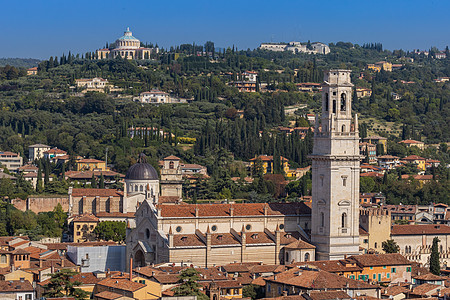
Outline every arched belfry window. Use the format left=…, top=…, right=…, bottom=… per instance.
left=342, top=125, right=346, bottom=132
left=304, top=253, right=310, bottom=262
left=341, top=93, right=346, bottom=111
left=325, top=93, right=329, bottom=111
left=341, top=212, right=347, bottom=228
left=169, top=161, right=174, bottom=169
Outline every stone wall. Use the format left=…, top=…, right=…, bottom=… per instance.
left=12, top=196, right=69, bottom=213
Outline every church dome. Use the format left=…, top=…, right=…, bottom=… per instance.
left=125, top=154, right=159, bottom=180
left=118, top=27, right=139, bottom=41
left=115, top=27, right=140, bottom=49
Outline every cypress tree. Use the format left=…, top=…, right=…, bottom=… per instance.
left=36, top=160, right=43, bottom=193
left=44, top=158, right=50, bottom=187
left=430, top=237, right=441, bottom=275
left=91, top=174, right=97, bottom=188
left=99, top=173, right=105, bottom=189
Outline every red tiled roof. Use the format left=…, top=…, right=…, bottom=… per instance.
left=73, top=214, right=99, bottom=222
left=283, top=240, right=315, bottom=250
left=44, top=148, right=67, bottom=155
left=266, top=268, right=376, bottom=290
left=164, top=155, right=181, bottom=160
left=158, top=202, right=310, bottom=218
left=97, top=277, right=145, bottom=292
left=403, top=155, right=425, bottom=160
left=412, top=283, right=441, bottom=296
left=348, top=253, right=411, bottom=267
left=392, top=224, right=450, bottom=235
left=399, top=140, right=423, bottom=144
left=0, top=280, right=33, bottom=292
left=401, top=174, right=433, bottom=180
left=250, top=155, right=288, bottom=161
left=94, top=291, right=124, bottom=300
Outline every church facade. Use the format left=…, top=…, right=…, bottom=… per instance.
left=126, top=201, right=315, bottom=269
left=310, top=70, right=361, bottom=260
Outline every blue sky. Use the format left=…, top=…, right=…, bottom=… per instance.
left=1, top=0, right=449, bottom=59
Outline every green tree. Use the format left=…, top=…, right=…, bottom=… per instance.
left=43, top=269, right=90, bottom=300
left=382, top=239, right=400, bottom=253
left=430, top=237, right=441, bottom=275
left=36, top=160, right=43, bottom=193
left=99, top=173, right=105, bottom=189
left=173, top=268, right=209, bottom=300
left=91, top=173, right=97, bottom=188
left=93, top=221, right=126, bottom=242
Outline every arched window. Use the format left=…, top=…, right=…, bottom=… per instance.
left=304, top=253, right=310, bottom=262
left=440, top=245, right=443, bottom=252
left=409, top=246, right=412, bottom=253
left=0, top=254, right=6, bottom=263
left=340, top=93, right=346, bottom=111
left=333, top=100, right=337, bottom=113
left=140, top=185, right=144, bottom=192
left=135, top=185, right=138, bottom=192
left=374, top=242, right=378, bottom=248
left=342, top=125, right=346, bottom=132
left=341, top=213, right=347, bottom=228
left=321, top=212, right=325, bottom=227
left=169, top=161, right=174, bottom=169
left=325, top=93, right=329, bottom=111
left=405, top=246, right=408, bottom=253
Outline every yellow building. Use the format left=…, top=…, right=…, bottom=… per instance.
left=348, top=253, right=412, bottom=284
left=76, top=159, right=107, bottom=171
left=401, top=155, right=426, bottom=171
left=72, top=214, right=99, bottom=243
left=250, top=155, right=289, bottom=175
left=356, top=87, right=372, bottom=98
left=27, top=67, right=38, bottom=75
left=367, top=61, right=392, bottom=72
left=359, top=208, right=391, bottom=254
left=2, top=269, right=34, bottom=283
left=399, top=139, right=425, bottom=150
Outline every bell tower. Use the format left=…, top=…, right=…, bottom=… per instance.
left=310, top=69, right=361, bottom=260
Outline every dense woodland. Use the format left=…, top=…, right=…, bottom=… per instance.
left=0, top=41, right=449, bottom=215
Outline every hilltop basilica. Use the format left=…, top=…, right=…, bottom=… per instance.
left=96, top=27, right=158, bottom=59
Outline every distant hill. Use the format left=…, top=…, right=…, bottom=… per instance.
left=0, top=58, right=40, bottom=68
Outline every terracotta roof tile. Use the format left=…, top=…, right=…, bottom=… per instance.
left=392, top=224, right=450, bottom=235
left=73, top=214, right=99, bottom=222
left=94, top=291, right=125, bottom=300
left=97, top=277, right=145, bottom=292
left=348, top=253, right=411, bottom=267
left=0, top=280, right=33, bottom=292
left=412, top=283, right=441, bottom=296
left=158, top=202, right=310, bottom=218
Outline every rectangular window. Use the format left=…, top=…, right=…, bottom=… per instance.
left=370, top=267, right=373, bottom=270
left=387, top=273, right=390, bottom=279
left=383, top=266, right=386, bottom=269
left=391, top=268, right=396, bottom=273
left=373, top=274, right=376, bottom=280
left=406, top=267, right=411, bottom=272
left=364, top=239, right=368, bottom=243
